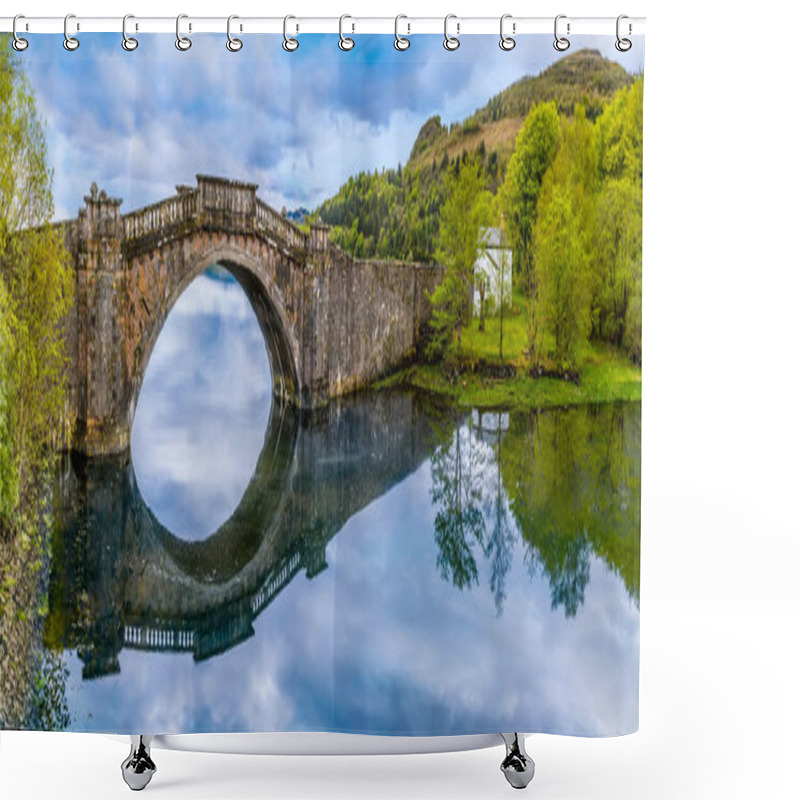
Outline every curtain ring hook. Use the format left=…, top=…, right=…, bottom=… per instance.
left=283, top=15, right=299, bottom=51
left=443, top=14, right=460, bottom=51
left=12, top=15, right=29, bottom=51
left=122, top=14, right=138, bottom=51
left=499, top=14, right=516, bottom=51
left=554, top=14, right=570, bottom=51
left=615, top=14, right=632, bottom=52
left=227, top=14, right=243, bottom=52
left=339, top=14, right=354, bottom=51
left=394, top=14, right=410, bottom=51
left=63, top=13, right=79, bottom=51
left=176, top=13, right=192, bottom=51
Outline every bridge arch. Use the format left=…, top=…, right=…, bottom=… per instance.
left=126, top=242, right=301, bottom=432
left=62, top=175, right=443, bottom=455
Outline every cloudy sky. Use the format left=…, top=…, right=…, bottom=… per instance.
left=20, top=33, right=643, bottom=219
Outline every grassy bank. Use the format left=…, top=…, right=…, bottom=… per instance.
left=375, top=301, right=641, bottom=410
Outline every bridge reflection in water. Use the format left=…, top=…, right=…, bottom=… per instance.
left=49, top=391, right=442, bottom=679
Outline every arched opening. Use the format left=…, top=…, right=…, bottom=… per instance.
left=131, top=263, right=278, bottom=540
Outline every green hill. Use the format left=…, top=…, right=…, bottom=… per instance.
left=316, top=50, right=634, bottom=263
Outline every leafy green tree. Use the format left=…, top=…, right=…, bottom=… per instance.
left=0, top=279, right=13, bottom=516
left=595, top=77, right=643, bottom=184
left=500, top=102, right=560, bottom=359
left=534, top=106, right=595, bottom=369
left=592, top=178, right=642, bottom=354
left=535, top=186, right=590, bottom=369
left=427, top=158, right=492, bottom=359
left=1, top=45, right=73, bottom=522
left=1, top=43, right=73, bottom=731
left=593, top=77, right=643, bottom=360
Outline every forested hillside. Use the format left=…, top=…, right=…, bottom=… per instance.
left=316, top=50, right=633, bottom=262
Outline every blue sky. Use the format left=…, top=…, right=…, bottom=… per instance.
left=20, top=33, right=643, bottom=219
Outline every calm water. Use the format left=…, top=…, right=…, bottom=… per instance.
left=47, top=267, right=640, bottom=737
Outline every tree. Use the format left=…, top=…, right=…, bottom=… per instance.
left=485, top=212, right=512, bottom=361
left=593, top=77, right=643, bottom=360
left=500, top=102, right=559, bottom=359
left=536, top=185, right=590, bottom=369
left=0, top=279, right=14, bottom=517
left=0, top=46, right=73, bottom=521
left=533, top=106, right=595, bottom=370
left=595, top=77, right=643, bottom=184
left=1, top=44, right=73, bottom=731
left=427, top=158, right=492, bottom=359
left=593, top=177, right=642, bottom=353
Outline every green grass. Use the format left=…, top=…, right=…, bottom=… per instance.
left=375, top=302, right=641, bottom=410
left=460, top=301, right=529, bottom=366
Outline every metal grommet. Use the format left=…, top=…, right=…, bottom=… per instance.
left=283, top=15, right=299, bottom=51
left=443, top=14, right=460, bottom=51
left=554, top=14, right=570, bottom=51
left=615, top=14, right=632, bottom=52
left=227, top=14, right=243, bottom=52
left=394, top=14, right=410, bottom=51
left=12, top=15, right=29, bottom=51
left=175, top=13, right=192, bottom=51
left=63, top=13, right=79, bottom=51
left=499, top=14, right=516, bottom=51
left=122, top=14, right=138, bottom=51
left=339, top=14, right=354, bottom=51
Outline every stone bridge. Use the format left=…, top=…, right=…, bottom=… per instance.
left=59, top=175, right=443, bottom=455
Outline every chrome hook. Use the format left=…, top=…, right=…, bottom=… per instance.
left=394, top=14, right=410, bottom=51
left=500, top=14, right=516, bottom=51
left=339, top=14, right=354, bottom=51
left=615, top=15, right=632, bottom=52
left=12, top=14, right=28, bottom=51
left=554, top=14, right=570, bottom=51
left=122, top=14, right=138, bottom=51
left=176, top=13, right=192, bottom=51
left=283, top=15, right=299, bottom=51
left=444, top=14, right=460, bottom=51
left=227, top=14, right=243, bottom=52
left=64, top=13, right=79, bottom=51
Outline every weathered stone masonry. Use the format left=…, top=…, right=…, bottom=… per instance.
left=59, top=175, right=444, bottom=455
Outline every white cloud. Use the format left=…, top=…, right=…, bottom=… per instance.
left=22, top=33, right=643, bottom=219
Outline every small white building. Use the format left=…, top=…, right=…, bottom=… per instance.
left=473, top=227, right=513, bottom=317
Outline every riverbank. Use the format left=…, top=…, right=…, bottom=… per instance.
left=375, top=307, right=641, bottom=410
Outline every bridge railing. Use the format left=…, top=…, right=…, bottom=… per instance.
left=122, top=190, right=200, bottom=243
left=254, top=198, right=307, bottom=252
left=118, top=185, right=308, bottom=256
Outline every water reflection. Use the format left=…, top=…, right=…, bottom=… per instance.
left=47, top=394, right=640, bottom=735
left=42, top=261, right=640, bottom=736
left=427, top=403, right=640, bottom=619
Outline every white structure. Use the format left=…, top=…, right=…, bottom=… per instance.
left=473, top=227, right=513, bottom=317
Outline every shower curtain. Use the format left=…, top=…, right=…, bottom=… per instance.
left=0, top=27, right=643, bottom=738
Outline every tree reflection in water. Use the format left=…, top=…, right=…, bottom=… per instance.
left=429, top=403, right=640, bottom=618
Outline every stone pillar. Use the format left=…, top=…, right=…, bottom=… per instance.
left=309, top=222, right=330, bottom=253
left=73, top=183, right=128, bottom=455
